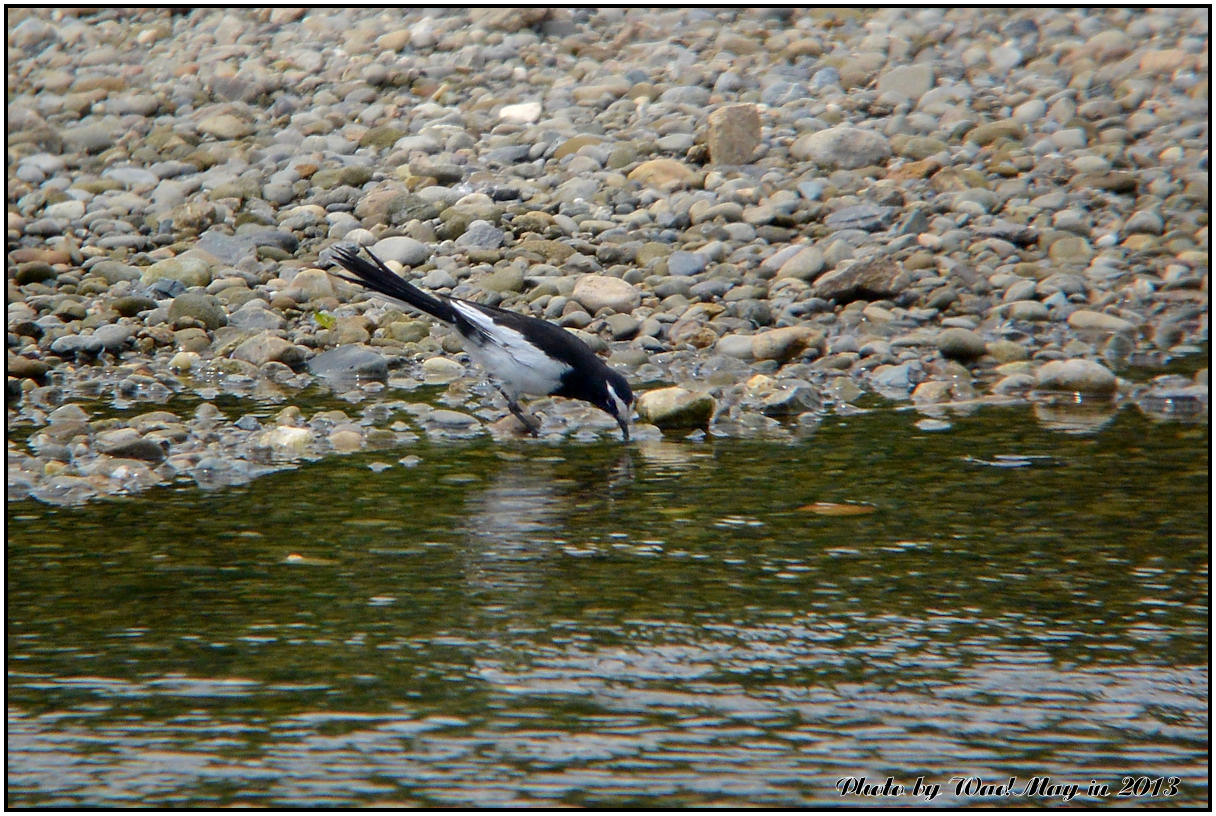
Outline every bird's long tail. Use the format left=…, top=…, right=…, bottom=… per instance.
left=329, top=245, right=456, bottom=323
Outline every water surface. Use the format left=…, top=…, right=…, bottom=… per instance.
left=7, top=403, right=1209, bottom=807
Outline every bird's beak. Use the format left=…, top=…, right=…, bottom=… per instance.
left=617, top=412, right=631, bottom=442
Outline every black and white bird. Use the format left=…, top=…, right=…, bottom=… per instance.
left=330, top=245, right=635, bottom=440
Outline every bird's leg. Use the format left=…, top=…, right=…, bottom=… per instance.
left=498, top=387, right=540, bottom=436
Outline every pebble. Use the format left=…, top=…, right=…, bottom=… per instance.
left=1067, top=310, right=1136, bottom=333
left=876, top=64, right=934, bottom=101
left=572, top=276, right=641, bottom=314
left=6, top=7, right=1208, bottom=504
left=935, top=328, right=987, bottom=361
left=198, top=113, right=251, bottom=140
left=371, top=236, right=432, bottom=267
left=667, top=251, right=709, bottom=277
left=231, top=332, right=303, bottom=367
left=776, top=246, right=826, bottom=281
left=499, top=101, right=542, bottom=124
left=707, top=104, right=761, bottom=165
left=636, top=387, right=716, bottom=429
left=422, top=356, right=463, bottom=384
left=281, top=268, right=336, bottom=302
left=454, top=220, right=505, bottom=250
left=142, top=254, right=214, bottom=288
left=752, top=327, right=822, bottom=363
left=627, top=158, right=696, bottom=189
left=329, top=429, right=364, bottom=452
left=168, top=292, right=227, bottom=330
left=260, top=425, right=313, bottom=456
left=307, top=344, right=388, bottom=382
left=791, top=126, right=891, bottom=169
left=1035, top=359, right=1118, bottom=396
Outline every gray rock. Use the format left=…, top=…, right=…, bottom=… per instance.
left=109, top=92, right=160, bottom=116
left=797, top=180, right=826, bottom=201
left=420, top=268, right=458, bottom=290
left=761, top=80, right=809, bottom=106
left=231, top=332, right=303, bottom=367
left=1136, top=380, right=1208, bottom=420
left=111, top=296, right=158, bottom=317
left=715, top=333, right=755, bottom=359
left=91, top=324, right=136, bottom=352
left=935, top=328, right=987, bottom=361
left=753, top=327, right=822, bottom=362
left=990, top=45, right=1024, bottom=72
left=876, top=63, right=934, bottom=101
left=371, top=235, right=432, bottom=266
left=142, top=253, right=214, bottom=288
left=689, top=279, right=731, bottom=299
left=90, top=260, right=143, bottom=284
left=10, top=16, right=55, bottom=47
left=572, top=276, right=641, bottom=314
left=61, top=120, right=121, bottom=153
left=101, top=166, right=159, bottom=189
left=871, top=362, right=919, bottom=393
left=95, top=428, right=166, bottom=462
left=229, top=303, right=286, bottom=331
left=249, top=229, right=299, bottom=253
left=1124, top=210, right=1164, bottom=235
left=23, top=218, right=66, bottom=236
left=993, top=373, right=1037, bottom=394
left=1003, top=279, right=1037, bottom=302
left=50, top=334, right=102, bottom=357
left=667, top=251, right=709, bottom=277
left=636, top=387, right=716, bottom=429
left=196, top=230, right=256, bottom=265
left=660, top=85, right=711, bottom=106
left=169, top=292, right=227, bottom=330
left=824, top=204, right=896, bottom=232
left=810, top=256, right=910, bottom=303
left=1006, top=300, right=1050, bottom=321
left=656, top=133, right=695, bottom=153
left=14, top=263, right=57, bottom=284
left=44, top=200, right=86, bottom=220
left=1035, top=358, right=1117, bottom=395
left=428, top=409, right=479, bottom=428
left=282, top=268, right=335, bottom=302
left=8, top=354, right=49, bottom=380
left=306, top=343, right=388, bottom=382
left=454, top=219, right=505, bottom=249
left=791, top=126, right=891, bottom=169
left=707, top=104, right=761, bottom=165
left=604, top=313, right=640, bottom=340
left=476, top=266, right=525, bottom=293
left=810, top=67, right=840, bottom=90
left=47, top=404, right=89, bottom=424
left=197, top=112, right=251, bottom=139
left=1067, top=310, right=1136, bottom=333
left=760, top=385, right=821, bottom=417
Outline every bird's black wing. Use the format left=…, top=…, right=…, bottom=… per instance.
left=450, top=297, right=609, bottom=370
left=331, top=246, right=606, bottom=367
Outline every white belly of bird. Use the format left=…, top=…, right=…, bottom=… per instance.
left=453, top=303, right=570, bottom=398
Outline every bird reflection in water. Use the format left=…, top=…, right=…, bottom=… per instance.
left=456, top=451, right=635, bottom=612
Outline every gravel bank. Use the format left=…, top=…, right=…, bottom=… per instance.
left=7, top=8, right=1209, bottom=504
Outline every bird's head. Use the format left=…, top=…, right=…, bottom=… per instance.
left=599, top=369, right=634, bottom=441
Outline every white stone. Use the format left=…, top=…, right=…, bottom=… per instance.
left=572, top=276, right=641, bottom=314
left=499, top=101, right=542, bottom=124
